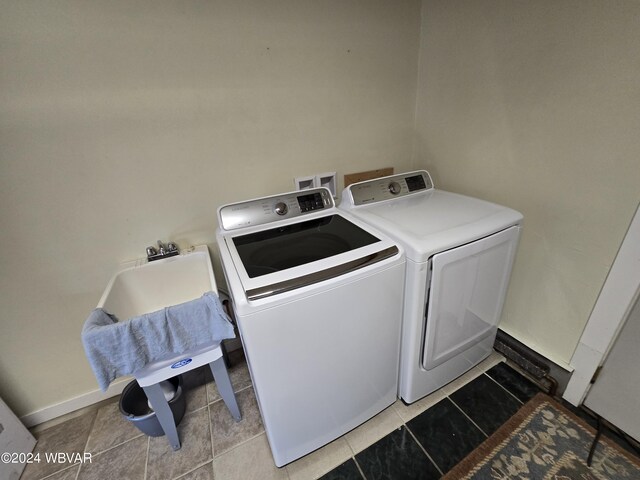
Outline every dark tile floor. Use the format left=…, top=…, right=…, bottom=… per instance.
left=22, top=351, right=639, bottom=480
left=318, top=360, right=535, bottom=480
left=320, top=359, right=637, bottom=480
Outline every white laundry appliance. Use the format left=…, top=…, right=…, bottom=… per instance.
left=340, top=170, right=522, bottom=403
left=216, top=187, right=405, bottom=466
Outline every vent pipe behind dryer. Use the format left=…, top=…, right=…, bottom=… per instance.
left=494, top=331, right=558, bottom=396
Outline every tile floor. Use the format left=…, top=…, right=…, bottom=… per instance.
left=20, top=349, right=635, bottom=480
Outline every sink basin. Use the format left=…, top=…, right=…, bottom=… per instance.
left=98, top=245, right=217, bottom=320
left=91, top=245, right=240, bottom=452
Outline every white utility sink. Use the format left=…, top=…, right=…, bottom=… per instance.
left=92, top=245, right=240, bottom=452
left=98, top=245, right=217, bottom=320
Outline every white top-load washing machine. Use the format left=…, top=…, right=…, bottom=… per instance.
left=340, top=170, right=523, bottom=404
left=216, top=187, right=405, bottom=466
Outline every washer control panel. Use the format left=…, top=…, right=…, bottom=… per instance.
left=347, top=170, right=434, bottom=206
left=219, top=188, right=333, bottom=230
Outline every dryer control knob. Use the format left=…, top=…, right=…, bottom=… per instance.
left=388, top=181, right=401, bottom=195
left=274, top=202, right=288, bottom=216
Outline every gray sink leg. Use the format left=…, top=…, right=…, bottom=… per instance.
left=143, top=383, right=181, bottom=450
left=209, top=357, right=242, bottom=421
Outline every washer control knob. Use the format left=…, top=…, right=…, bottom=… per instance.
left=274, top=202, right=288, bottom=216
left=388, top=181, right=401, bottom=195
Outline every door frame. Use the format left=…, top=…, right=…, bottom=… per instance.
left=563, top=202, right=640, bottom=405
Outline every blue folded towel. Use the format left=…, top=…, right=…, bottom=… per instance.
left=81, top=292, right=235, bottom=391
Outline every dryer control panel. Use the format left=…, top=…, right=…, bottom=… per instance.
left=219, top=187, right=334, bottom=230
left=345, top=170, right=434, bottom=206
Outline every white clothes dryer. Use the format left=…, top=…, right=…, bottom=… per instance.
left=216, top=187, right=405, bottom=466
left=340, top=171, right=522, bottom=403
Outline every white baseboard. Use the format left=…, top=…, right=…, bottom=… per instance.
left=20, top=377, right=132, bottom=428
left=20, top=341, right=244, bottom=429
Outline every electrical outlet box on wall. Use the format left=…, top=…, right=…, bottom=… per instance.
left=294, top=172, right=337, bottom=197
left=294, top=176, right=315, bottom=191
left=315, top=172, right=337, bottom=197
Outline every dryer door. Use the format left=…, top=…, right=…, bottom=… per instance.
left=422, top=226, right=521, bottom=370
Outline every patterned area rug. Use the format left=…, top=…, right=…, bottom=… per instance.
left=443, top=392, right=640, bottom=479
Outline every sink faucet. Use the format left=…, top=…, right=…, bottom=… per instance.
left=147, top=240, right=179, bottom=262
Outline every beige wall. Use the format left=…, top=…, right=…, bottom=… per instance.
left=414, top=0, right=640, bottom=366
left=0, top=0, right=421, bottom=417
left=4, top=0, right=638, bottom=421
